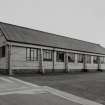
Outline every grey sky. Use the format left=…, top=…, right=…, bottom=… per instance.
left=0, top=0, right=105, bottom=46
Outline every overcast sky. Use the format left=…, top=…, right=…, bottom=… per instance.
left=0, top=0, right=105, bottom=46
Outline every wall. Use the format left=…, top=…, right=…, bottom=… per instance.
left=86, top=56, right=98, bottom=71
left=87, top=64, right=98, bottom=71
left=11, top=46, right=66, bottom=73
left=101, top=64, right=105, bottom=70
left=11, top=46, right=40, bottom=73
left=68, top=63, right=83, bottom=72
left=0, top=33, right=8, bottom=70
left=9, top=42, right=105, bottom=74
left=43, top=61, right=53, bottom=72
left=54, top=62, right=65, bottom=72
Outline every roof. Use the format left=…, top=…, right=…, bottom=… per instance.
left=0, top=22, right=105, bottom=55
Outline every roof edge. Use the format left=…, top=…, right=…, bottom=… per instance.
left=7, top=40, right=105, bottom=56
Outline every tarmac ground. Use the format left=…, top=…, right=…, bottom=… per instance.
left=0, top=76, right=102, bottom=105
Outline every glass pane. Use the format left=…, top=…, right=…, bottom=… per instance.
left=78, top=54, right=83, bottom=63
left=56, top=51, right=64, bottom=62
left=43, top=50, right=52, bottom=61
left=86, top=55, right=91, bottom=63
left=93, top=56, right=98, bottom=64
left=26, top=48, right=30, bottom=61
left=68, top=53, right=75, bottom=62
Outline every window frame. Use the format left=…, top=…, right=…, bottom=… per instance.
left=0, top=47, right=2, bottom=58
left=2, top=46, right=5, bottom=57
left=43, top=49, right=53, bottom=61
left=0, top=46, right=6, bottom=58
left=100, top=56, right=105, bottom=64
left=77, top=54, right=84, bottom=63
left=26, top=48, right=38, bottom=61
left=93, top=56, right=98, bottom=64
left=56, top=51, right=64, bottom=62
left=68, top=52, right=75, bottom=63
left=86, top=55, right=91, bottom=64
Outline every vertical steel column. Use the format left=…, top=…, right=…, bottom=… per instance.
left=91, top=56, right=93, bottom=64
left=8, top=44, right=13, bottom=75
left=75, top=54, right=78, bottom=63
left=65, top=52, right=69, bottom=72
left=40, top=48, right=45, bottom=74
left=98, top=56, right=102, bottom=71
left=83, top=54, right=87, bottom=72
left=52, top=49, right=56, bottom=72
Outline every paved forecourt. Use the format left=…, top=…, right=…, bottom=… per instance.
left=0, top=76, right=102, bottom=105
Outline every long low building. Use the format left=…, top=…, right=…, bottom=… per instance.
left=0, top=22, right=105, bottom=75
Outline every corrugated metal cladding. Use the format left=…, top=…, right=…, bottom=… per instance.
left=0, top=22, right=105, bottom=55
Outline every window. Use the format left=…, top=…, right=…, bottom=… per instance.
left=26, top=48, right=38, bottom=61
left=100, top=57, right=105, bottom=64
left=103, top=57, right=105, bottom=64
left=56, top=51, right=64, bottom=62
left=86, top=55, right=91, bottom=64
left=0, top=46, right=5, bottom=58
left=43, top=49, right=53, bottom=61
left=0, top=31, right=2, bottom=37
left=68, top=53, right=75, bottom=62
left=77, top=54, right=83, bottom=63
left=2, top=46, right=5, bottom=57
left=0, top=47, right=1, bottom=58
left=93, top=56, right=98, bottom=64
left=26, top=48, right=31, bottom=61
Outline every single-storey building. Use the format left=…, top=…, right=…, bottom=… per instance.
left=0, top=22, right=105, bottom=75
